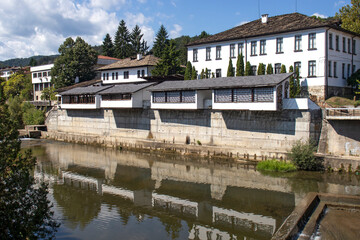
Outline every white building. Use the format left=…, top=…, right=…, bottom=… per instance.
left=31, top=64, right=54, bottom=101
left=187, top=13, right=360, bottom=101
left=0, top=67, right=21, bottom=80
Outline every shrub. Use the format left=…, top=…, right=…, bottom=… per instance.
left=288, top=140, right=323, bottom=171
left=22, top=102, right=45, bottom=125
left=256, top=159, right=297, bottom=172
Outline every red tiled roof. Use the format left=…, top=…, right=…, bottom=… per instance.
left=98, top=55, right=121, bottom=61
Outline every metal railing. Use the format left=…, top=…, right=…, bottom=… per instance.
left=326, top=108, right=360, bottom=118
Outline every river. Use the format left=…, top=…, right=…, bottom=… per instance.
left=22, top=139, right=360, bottom=240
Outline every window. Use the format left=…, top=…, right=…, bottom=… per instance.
left=238, top=43, right=244, bottom=55
left=193, top=49, right=198, bottom=62
left=214, top=88, right=273, bottom=103
left=348, top=64, right=351, bottom=78
left=294, top=62, right=301, bottom=77
left=152, top=92, right=166, bottom=103
left=124, top=71, right=129, bottom=79
left=206, top=47, right=211, bottom=60
left=230, top=44, right=235, bottom=58
left=152, top=91, right=195, bottom=103
left=348, top=38, right=351, bottom=53
left=251, top=65, right=257, bottom=75
left=44, top=83, right=49, bottom=88
left=353, top=39, right=356, bottom=54
left=103, top=73, right=106, bottom=80
left=33, top=73, right=37, bottom=78
left=276, top=38, right=283, bottom=53
left=141, top=70, right=145, bottom=77
left=216, top=46, right=221, bottom=59
left=35, top=84, right=39, bottom=91
left=335, top=35, right=339, bottom=51
left=40, top=84, right=43, bottom=91
left=275, top=63, right=281, bottom=74
left=308, top=61, right=316, bottom=77
left=182, top=91, right=196, bottom=103
left=106, top=73, right=109, bottom=80
left=137, top=70, right=140, bottom=78
left=233, top=89, right=252, bottom=102
left=334, top=62, right=337, bottom=78
left=343, top=37, right=346, bottom=52
left=342, top=63, right=345, bottom=79
left=254, top=88, right=274, bottom=102
left=116, top=72, right=118, bottom=80
left=43, top=72, right=47, bottom=77
left=214, top=89, right=232, bottom=103
left=353, top=65, right=356, bottom=74
left=216, top=69, right=222, bottom=78
left=260, top=40, right=266, bottom=55
left=295, top=35, right=302, bottom=51
left=308, top=33, right=316, bottom=50
left=329, top=33, right=333, bottom=49
left=38, top=72, right=42, bottom=78
left=328, top=61, right=332, bottom=77
left=112, top=72, right=115, bottom=80
left=102, top=94, right=131, bottom=101
left=206, top=69, right=211, bottom=78
left=251, top=41, right=257, bottom=56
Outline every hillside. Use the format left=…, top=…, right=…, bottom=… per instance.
left=0, top=55, right=58, bottom=68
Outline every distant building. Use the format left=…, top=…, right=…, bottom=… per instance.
left=31, top=64, right=54, bottom=101
left=0, top=67, right=21, bottom=80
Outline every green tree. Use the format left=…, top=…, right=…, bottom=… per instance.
left=227, top=58, right=235, bottom=77
left=347, top=69, right=360, bottom=89
left=257, top=63, right=266, bottom=75
left=289, top=65, right=294, bottom=73
left=0, top=89, right=58, bottom=238
left=152, top=25, right=169, bottom=58
left=152, top=40, right=182, bottom=76
left=184, top=61, right=192, bottom=80
left=29, top=57, right=37, bottom=66
left=51, top=37, right=98, bottom=89
left=130, top=25, right=149, bottom=55
left=41, top=86, right=57, bottom=106
left=102, top=33, right=114, bottom=57
left=114, top=20, right=131, bottom=59
left=236, top=53, right=244, bottom=76
left=266, top=63, right=274, bottom=74
left=295, top=67, right=301, bottom=97
left=191, top=66, right=197, bottom=79
left=200, top=69, right=205, bottom=79
left=280, top=64, right=287, bottom=73
left=22, top=102, right=45, bottom=125
left=245, top=61, right=252, bottom=76
left=336, top=0, right=360, bottom=35
left=2, top=72, right=32, bottom=100
left=289, top=140, right=323, bottom=171
left=7, top=96, right=24, bottom=129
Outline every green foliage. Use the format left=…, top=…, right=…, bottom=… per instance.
left=280, top=64, right=287, bottom=73
left=51, top=37, right=98, bottom=89
left=152, top=25, right=169, bottom=58
left=236, top=53, right=244, bottom=76
left=184, top=61, right=192, bottom=80
left=102, top=33, right=114, bottom=57
left=200, top=69, right=205, bottom=79
left=152, top=40, right=182, bottom=76
left=29, top=57, right=37, bottom=66
left=0, top=95, right=59, bottom=238
left=256, top=160, right=297, bottom=172
left=266, top=64, right=274, bottom=74
left=114, top=20, right=131, bottom=59
left=289, top=65, right=294, bottom=73
left=257, top=63, right=266, bottom=75
left=336, top=0, right=360, bottom=35
left=245, top=61, right=252, bottom=76
left=130, top=25, right=149, bottom=55
left=41, top=86, right=57, bottom=104
left=227, top=58, right=234, bottom=77
left=289, top=140, right=324, bottom=171
left=347, top=69, right=360, bottom=90
left=191, top=66, right=197, bottom=80
left=205, top=68, right=209, bottom=78
left=295, top=67, right=301, bottom=96
left=2, top=72, right=32, bottom=100
left=7, top=96, right=24, bottom=129
left=22, top=102, right=45, bottom=125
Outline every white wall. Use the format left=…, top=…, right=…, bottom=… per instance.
left=31, top=64, right=53, bottom=84
left=101, top=67, right=149, bottom=84
left=101, top=99, right=133, bottom=108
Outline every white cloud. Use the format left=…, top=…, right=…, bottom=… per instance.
left=334, top=0, right=346, bottom=7
left=171, top=1, right=176, bottom=7
left=137, top=0, right=147, bottom=3
left=312, top=13, right=328, bottom=19
left=236, top=21, right=249, bottom=26
left=88, top=0, right=126, bottom=10
left=125, top=12, right=152, bottom=27
left=169, top=24, right=182, bottom=38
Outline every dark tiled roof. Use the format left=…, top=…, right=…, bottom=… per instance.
left=97, top=55, right=160, bottom=71
left=61, top=85, right=112, bottom=95
left=99, top=82, right=156, bottom=95
left=148, top=73, right=293, bottom=92
left=56, top=79, right=102, bottom=93
left=188, top=13, right=344, bottom=46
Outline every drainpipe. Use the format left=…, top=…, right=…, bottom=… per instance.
left=325, top=29, right=329, bottom=100
left=244, top=39, right=248, bottom=64
left=351, top=36, right=354, bottom=75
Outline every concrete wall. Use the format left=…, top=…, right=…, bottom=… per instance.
left=45, top=108, right=322, bottom=157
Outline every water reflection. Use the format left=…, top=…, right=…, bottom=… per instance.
left=25, top=140, right=360, bottom=240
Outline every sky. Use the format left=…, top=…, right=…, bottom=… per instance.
left=0, top=0, right=351, bottom=61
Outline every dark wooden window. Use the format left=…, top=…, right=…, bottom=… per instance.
left=308, top=61, right=316, bottom=77
left=216, top=46, right=221, bottom=59
left=335, top=35, right=339, bottom=51
left=275, top=63, right=281, bottom=74
left=230, top=44, right=235, bottom=58
left=137, top=70, right=140, bottom=78
left=294, top=62, right=301, bottom=77
left=141, top=70, right=145, bottom=77
left=193, top=49, right=198, bottom=62
left=343, top=37, right=346, bottom=52
left=260, top=40, right=266, bottom=55
left=216, top=69, right=221, bottom=77
left=102, top=94, right=131, bottom=101
left=251, top=41, right=257, bottom=56
left=334, top=62, right=337, bottom=78
left=33, top=73, right=37, bottom=78
left=342, top=63, right=345, bottom=79
left=276, top=38, right=283, bottom=53
left=238, top=43, right=244, bottom=55
left=295, top=35, right=302, bottom=51
left=329, top=34, right=333, bottom=50
left=124, top=71, right=129, bottom=79
left=328, top=61, right=332, bottom=77
left=348, top=38, right=351, bottom=53
left=206, top=47, right=211, bottom=60
left=308, top=33, right=316, bottom=50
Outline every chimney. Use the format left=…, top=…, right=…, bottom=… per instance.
left=75, top=76, right=79, bottom=83
left=261, top=14, right=269, bottom=24
left=137, top=53, right=142, bottom=60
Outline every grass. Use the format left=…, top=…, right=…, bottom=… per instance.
left=326, top=95, right=360, bottom=108
left=256, top=159, right=297, bottom=172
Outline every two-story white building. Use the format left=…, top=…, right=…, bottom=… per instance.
left=31, top=64, right=54, bottom=101
left=187, top=13, right=360, bottom=101
left=0, top=67, right=22, bottom=80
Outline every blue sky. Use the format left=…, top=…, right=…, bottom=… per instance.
left=0, top=0, right=350, bottom=61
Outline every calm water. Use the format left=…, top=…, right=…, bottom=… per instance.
left=22, top=139, right=360, bottom=240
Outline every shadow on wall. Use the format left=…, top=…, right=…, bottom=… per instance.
left=329, top=120, right=360, bottom=141
left=222, top=110, right=300, bottom=135
left=158, top=109, right=211, bottom=127
left=67, top=109, right=105, bottom=119
left=113, top=109, right=150, bottom=130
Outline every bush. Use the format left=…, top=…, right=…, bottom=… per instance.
left=288, top=140, right=323, bottom=171
left=256, top=159, right=297, bottom=172
left=22, top=102, right=45, bottom=125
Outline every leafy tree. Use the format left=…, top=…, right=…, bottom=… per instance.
left=199, top=31, right=210, bottom=39
left=51, top=37, right=98, bottom=89
left=191, top=66, right=197, bottom=79
left=347, top=69, right=360, bottom=90
left=152, top=25, right=169, bottom=58
left=236, top=53, right=244, bottom=76
left=114, top=20, right=131, bottom=59
left=41, top=86, right=57, bottom=105
left=102, top=33, right=114, bottom=57
left=7, top=96, right=24, bottom=129
left=280, top=64, right=287, bottom=73
left=336, top=0, right=360, bottom=35
left=245, top=61, right=252, bottom=76
left=200, top=69, right=205, bottom=79
left=22, top=102, right=45, bottom=125
left=0, top=88, right=58, bottom=238
left=257, top=63, right=266, bottom=75
left=184, top=61, right=192, bottom=80
left=29, top=57, right=37, bottom=66
left=2, top=72, right=32, bottom=100
left=227, top=58, right=235, bottom=77
left=266, top=63, right=274, bottom=74
left=152, top=40, right=182, bottom=76
left=289, top=140, right=323, bottom=171
left=130, top=25, right=149, bottom=55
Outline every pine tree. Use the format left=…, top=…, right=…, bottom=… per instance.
left=114, top=20, right=131, bottom=59
left=245, top=61, right=252, bottom=76
left=257, top=63, right=265, bottom=75
left=130, top=25, right=149, bottom=55
left=205, top=68, right=209, bottom=78
left=289, top=65, right=294, bottom=73
left=295, top=67, right=301, bottom=97
left=266, top=63, right=274, bottom=74
left=236, top=53, right=244, bottom=76
left=281, top=64, right=287, bottom=73
left=200, top=69, right=205, bottom=79
left=152, top=25, right=169, bottom=58
left=102, top=33, right=114, bottom=57
left=29, top=57, right=37, bottom=67
left=152, top=40, right=181, bottom=76
left=184, top=61, right=192, bottom=80
left=227, top=58, right=235, bottom=77
left=191, top=66, right=197, bottom=79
